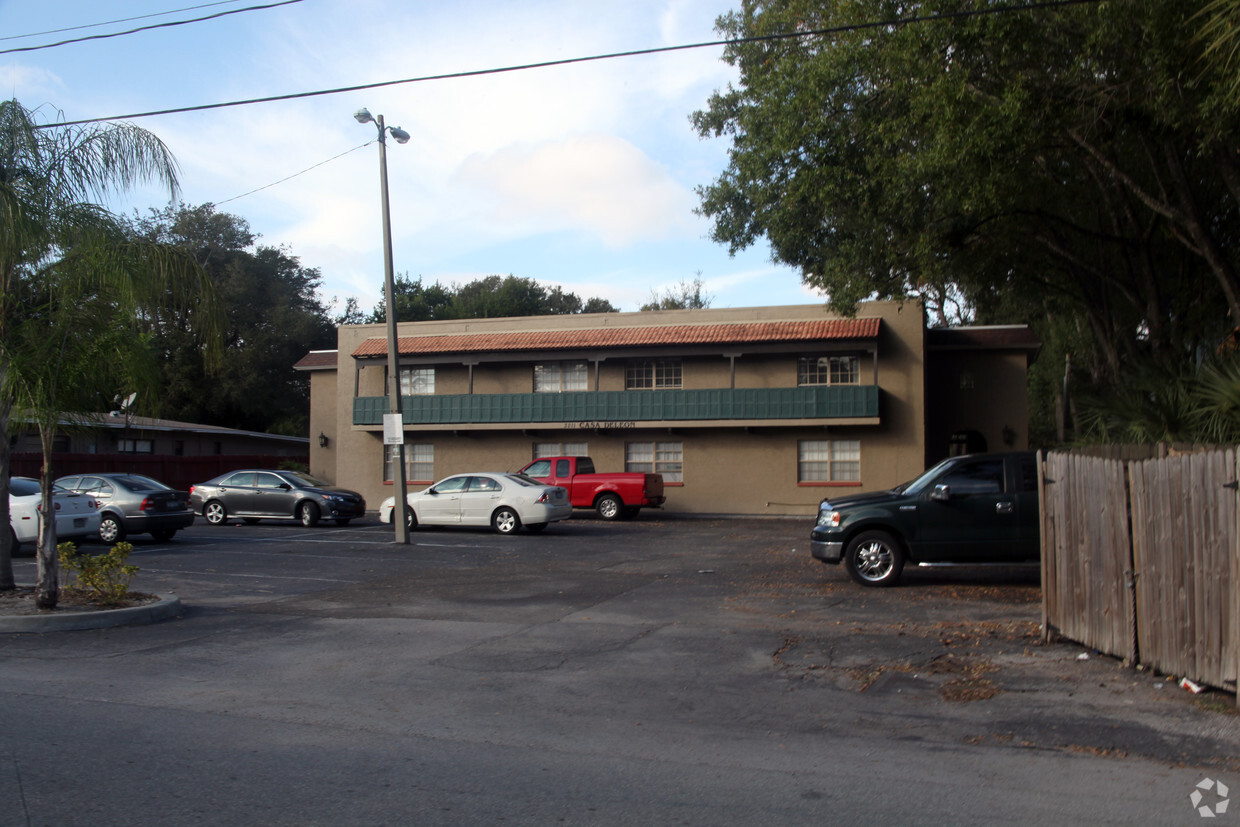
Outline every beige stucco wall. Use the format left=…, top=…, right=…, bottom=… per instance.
left=307, top=369, right=339, bottom=483
left=323, top=300, right=945, bottom=516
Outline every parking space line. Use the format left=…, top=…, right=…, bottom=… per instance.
left=135, top=567, right=362, bottom=584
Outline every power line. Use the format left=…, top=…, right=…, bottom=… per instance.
left=0, top=1, right=251, bottom=43
left=213, top=141, right=372, bottom=205
left=37, top=0, right=1105, bottom=129
left=0, top=0, right=304, bottom=56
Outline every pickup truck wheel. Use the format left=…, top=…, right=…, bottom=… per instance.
left=844, top=531, right=905, bottom=587
left=492, top=507, right=520, bottom=535
left=595, top=494, right=623, bottom=521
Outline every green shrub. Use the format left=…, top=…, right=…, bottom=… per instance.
left=58, top=541, right=139, bottom=605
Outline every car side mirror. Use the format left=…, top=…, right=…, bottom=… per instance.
left=279, top=483, right=292, bottom=490
left=931, top=484, right=951, bottom=502
left=428, top=488, right=438, bottom=496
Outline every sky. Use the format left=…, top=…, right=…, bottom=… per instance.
left=0, top=0, right=824, bottom=316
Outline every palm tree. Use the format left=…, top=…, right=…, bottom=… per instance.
left=1196, top=0, right=1240, bottom=98
left=0, top=100, right=220, bottom=606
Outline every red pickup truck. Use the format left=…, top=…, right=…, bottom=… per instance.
left=518, top=456, right=666, bottom=520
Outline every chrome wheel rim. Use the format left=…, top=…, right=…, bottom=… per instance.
left=855, top=541, right=895, bottom=581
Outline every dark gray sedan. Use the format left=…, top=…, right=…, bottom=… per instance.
left=55, top=473, right=195, bottom=543
left=189, top=469, right=366, bottom=527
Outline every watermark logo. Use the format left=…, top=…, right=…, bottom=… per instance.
left=1190, top=778, right=1230, bottom=818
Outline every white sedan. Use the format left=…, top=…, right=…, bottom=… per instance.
left=9, top=476, right=102, bottom=553
left=379, top=472, right=572, bottom=534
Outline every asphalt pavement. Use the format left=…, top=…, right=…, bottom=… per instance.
left=1, top=515, right=1236, bottom=825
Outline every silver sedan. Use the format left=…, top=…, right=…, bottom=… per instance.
left=8, top=477, right=101, bottom=553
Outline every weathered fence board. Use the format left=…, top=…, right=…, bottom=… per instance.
left=1129, top=449, right=1238, bottom=692
left=1040, top=452, right=1135, bottom=662
left=1044, top=447, right=1239, bottom=700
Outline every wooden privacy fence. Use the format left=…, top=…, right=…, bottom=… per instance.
left=1040, top=448, right=1239, bottom=700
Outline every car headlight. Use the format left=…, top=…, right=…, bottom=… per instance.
left=816, top=509, right=840, bottom=528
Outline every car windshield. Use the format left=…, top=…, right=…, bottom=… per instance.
left=115, top=475, right=171, bottom=491
left=9, top=478, right=40, bottom=496
left=899, top=458, right=958, bottom=496
left=281, top=471, right=327, bottom=488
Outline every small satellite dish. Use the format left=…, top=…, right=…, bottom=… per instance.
left=120, top=392, right=137, bottom=410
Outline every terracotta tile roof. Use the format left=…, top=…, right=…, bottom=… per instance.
left=350, top=318, right=881, bottom=359
left=293, top=350, right=339, bottom=370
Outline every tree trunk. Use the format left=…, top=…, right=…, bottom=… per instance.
left=34, top=425, right=59, bottom=610
left=0, top=386, right=14, bottom=592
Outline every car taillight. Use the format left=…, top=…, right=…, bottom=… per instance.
left=536, top=492, right=549, bottom=503
left=139, top=497, right=152, bottom=511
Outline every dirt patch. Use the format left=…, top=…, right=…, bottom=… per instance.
left=0, top=586, right=158, bottom=615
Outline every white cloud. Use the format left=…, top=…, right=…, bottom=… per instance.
left=455, top=134, right=697, bottom=247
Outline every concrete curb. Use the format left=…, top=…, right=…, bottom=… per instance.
left=0, top=594, right=182, bottom=634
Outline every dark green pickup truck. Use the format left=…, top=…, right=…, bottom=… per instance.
left=810, top=451, right=1040, bottom=586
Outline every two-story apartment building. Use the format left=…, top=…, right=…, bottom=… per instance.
left=296, top=300, right=1039, bottom=516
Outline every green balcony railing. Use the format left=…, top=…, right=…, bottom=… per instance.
left=353, top=385, right=879, bottom=426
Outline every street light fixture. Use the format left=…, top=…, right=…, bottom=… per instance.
left=356, top=107, right=411, bottom=544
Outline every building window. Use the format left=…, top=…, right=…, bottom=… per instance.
left=626, top=441, right=683, bottom=483
left=533, top=442, right=589, bottom=458
left=534, top=361, right=588, bottom=392
left=118, top=438, right=154, bottom=454
left=626, top=360, right=682, bottom=390
left=385, top=443, right=434, bottom=483
left=396, top=367, right=435, bottom=396
left=798, top=440, right=861, bottom=483
left=798, top=355, right=860, bottom=386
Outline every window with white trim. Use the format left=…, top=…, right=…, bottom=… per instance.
left=534, top=361, right=588, bottom=392
left=385, top=443, right=434, bottom=482
left=625, top=441, right=683, bottom=483
left=397, top=367, right=435, bottom=396
left=798, top=439, right=860, bottom=483
left=797, top=355, right=860, bottom=386
left=626, top=359, right=682, bottom=390
left=533, top=442, right=589, bottom=459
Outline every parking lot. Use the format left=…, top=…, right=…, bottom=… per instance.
left=3, top=515, right=1237, bottom=825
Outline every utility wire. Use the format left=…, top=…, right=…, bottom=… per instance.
left=0, top=0, right=304, bottom=55
left=0, top=1, right=251, bottom=42
left=213, top=141, right=372, bottom=205
left=38, top=0, right=1105, bottom=129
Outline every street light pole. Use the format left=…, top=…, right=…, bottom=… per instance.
left=356, top=108, right=412, bottom=544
